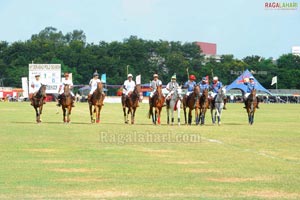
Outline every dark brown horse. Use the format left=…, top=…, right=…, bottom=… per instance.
left=122, top=85, right=140, bottom=124
left=89, top=82, right=105, bottom=123
left=183, top=85, right=200, bottom=125
left=60, top=84, right=73, bottom=123
left=198, top=88, right=209, bottom=125
left=246, top=89, right=257, bottom=125
left=32, top=84, right=47, bottom=123
left=148, top=84, right=165, bottom=125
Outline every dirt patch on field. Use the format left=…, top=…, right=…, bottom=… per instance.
left=65, top=190, right=133, bottom=198
left=207, top=177, right=271, bottom=183
left=139, top=148, right=176, bottom=158
left=186, top=168, right=220, bottom=173
left=57, top=177, right=107, bottom=183
left=140, top=149, right=175, bottom=153
left=25, top=148, right=57, bottom=153
left=42, top=160, right=85, bottom=164
left=241, top=190, right=300, bottom=199
left=50, top=168, right=94, bottom=173
left=168, top=160, right=209, bottom=165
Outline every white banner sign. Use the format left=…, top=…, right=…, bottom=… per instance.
left=21, top=77, right=29, bottom=98
left=29, top=64, right=61, bottom=93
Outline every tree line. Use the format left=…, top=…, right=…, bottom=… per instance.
left=0, top=27, right=299, bottom=89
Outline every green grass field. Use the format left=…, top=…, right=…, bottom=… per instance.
left=0, top=102, right=299, bottom=199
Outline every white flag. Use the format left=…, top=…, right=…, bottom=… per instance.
left=271, top=76, right=277, bottom=86
left=136, top=74, right=141, bottom=85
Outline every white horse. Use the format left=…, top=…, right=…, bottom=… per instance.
left=211, top=87, right=226, bottom=125
left=166, top=87, right=182, bottom=126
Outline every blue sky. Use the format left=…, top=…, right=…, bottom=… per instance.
left=0, top=0, right=299, bottom=59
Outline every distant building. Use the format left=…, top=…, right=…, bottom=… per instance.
left=195, top=42, right=217, bottom=55
left=195, top=41, right=220, bottom=62
left=292, top=46, right=300, bottom=56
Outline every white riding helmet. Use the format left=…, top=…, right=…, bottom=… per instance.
left=213, top=76, right=218, bottom=81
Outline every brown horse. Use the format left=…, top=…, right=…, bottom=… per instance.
left=183, top=85, right=200, bottom=125
left=60, top=84, right=73, bottom=123
left=246, top=89, right=257, bottom=125
left=148, top=84, right=165, bottom=125
left=89, top=82, right=105, bottom=123
left=32, top=84, right=47, bottom=123
left=199, top=88, right=209, bottom=125
left=122, top=85, right=140, bottom=124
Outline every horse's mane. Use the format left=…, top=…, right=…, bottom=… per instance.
left=200, top=89, right=209, bottom=108
left=36, top=84, right=46, bottom=98
left=248, top=89, right=257, bottom=102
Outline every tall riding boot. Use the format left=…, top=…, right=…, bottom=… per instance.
left=223, top=98, right=227, bottom=110
left=72, top=96, right=75, bottom=107
left=43, top=96, right=47, bottom=104
left=149, top=96, right=153, bottom=107
left=88, top=94, right=92, bottom=104
left=56, top=95, right=61, bottom=107
left=256, top=97, right=260, bottom=109
left=243, top=98, right=247, bottom=109
left=122, top=94, right=126, bottom=108
left=102, top=92, right=105, bottom=106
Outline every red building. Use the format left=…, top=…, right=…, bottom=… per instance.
left=195, top=42, right=217, bottom=55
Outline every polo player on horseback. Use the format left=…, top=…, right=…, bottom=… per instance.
left=198, top=77, right=209, bottom=95
left=166, top=74, right=179, bottom=100
left=29, top=74, right=46, bottom=106
left=184, top=74, right=197, bottom=96
left=209, top=76, right=227, bottom=110
left=243, top=76, right=259, bottom=109
left=183, top=74, right=197, bottom=107
left=149, top=73, right=162, bottom=107
left=57, top=72, right=75, bottom=107
left=88, top=71, right=105, bottom=105
left=122, top=74, right=136, bottom=108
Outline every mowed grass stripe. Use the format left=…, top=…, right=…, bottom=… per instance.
left=0, top=102, right=299, bottom=199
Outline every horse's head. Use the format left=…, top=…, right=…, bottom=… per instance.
left=37, top=84, right=47, bottom=97
left=202, top=88, right=209, bottom=97
left=251, top=89, right=257, bottom=96
left=156, top=84, right=162, bottom=94
left=63, top=84, right=71, bottom=95
left=194, top=85, right=200, bottom=96
left=219, top=86, right=226, bottom=96
left=40, top=84, right=47, bottom=93
left=97, top=81, right=103, bottom=91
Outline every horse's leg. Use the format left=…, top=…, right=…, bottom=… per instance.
left=123, top=107, right=127, bottom=124
left=131, top=108, right=135, bottom=124
left=127, top=108, right=131, bottom=124
left=89, top=105, right=94, bottom=123
left=188, top=109, right=192, bottom=125
left=98, top=106, right=102, bottom=123
left=62, top=107, right=66, bottom=123
left=177, top=100, right=181, bottom=126
left=184, top=107, right=187, bottom=125
left=195, top=109, right=199, bottom=125
left=202, top=109, right=206, bottom=125
left=67, top=106, right=72, bottom=123
left=95, top=106, right=100, bottom=123
left=35, top=107, right=40, bottom=123
left=151, top=106, right=156, bottom=125
left=157, top=107, right=161, bottom=125
left=166, top=106, right=170, bottom=125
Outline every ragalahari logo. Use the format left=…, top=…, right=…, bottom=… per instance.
left=264, top=2, right=298, bottom=10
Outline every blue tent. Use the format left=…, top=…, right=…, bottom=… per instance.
left=226, top=69, right=272, bottom=95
